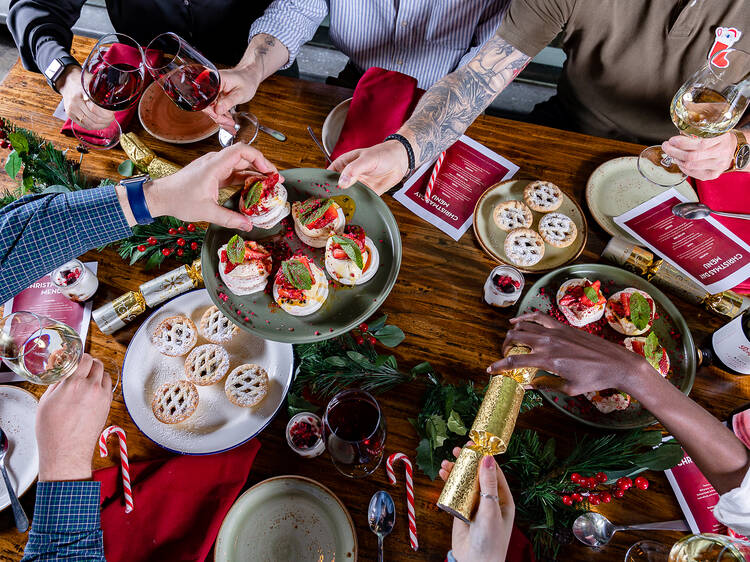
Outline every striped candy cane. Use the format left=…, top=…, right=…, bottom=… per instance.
left=99, top=425, right=133, bottom=513
left=424, top=150, right=446, bottom=201
left=386, top=452, right=418, bottom=551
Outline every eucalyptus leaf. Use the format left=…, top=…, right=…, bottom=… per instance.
left=346, top=350, right=372, bottom=367
left=374, top=325, right=405, bottom=347
left=5, top=150, right=21, bottom=179
left=632, top=441, right=683, bottom=471
left=368, top=314, right=387, bottom=332
left=117, top=159, right=135, bottom=177
left=324, top=356, right=348, bottom=368
left=41, top=184, right=70, bottom=194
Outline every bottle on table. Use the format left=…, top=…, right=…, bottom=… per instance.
left=697, top=310, right=750, bottom=375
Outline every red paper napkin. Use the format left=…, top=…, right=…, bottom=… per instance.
left=61, top=44, right=157, bottom=143
left=330, top=67, right=424, bottom=161
left=691, top=172, right=750, bottom=294
left=94, top=439, right=260, bottom=562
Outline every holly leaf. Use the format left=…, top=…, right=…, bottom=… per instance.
left=446, top=410, right=468, bottom=435
left=243, top=181, right=263, bottom=209
left=117, top=159, right=135, bottom=177
left=226, top=234, right=245, bottom=264
left=8, top=132, right=28, bottom=154
left=287, top=391, right=319, bottom=417
left=282, top=260, right=313, bottom=290
left=643, top=332, right=664, bottom=372
left=629, top=292, right=651, bottom=330
left=330, top=234, right=363, bottom=269
left=374, top=325, right=405, bottom=348
left=416, top=438, right=440, bottom=480
left=426, top=414, right=448, bottom=449
left=5, top=150, right=21, bottom=179
left=583, top=286, right=599, bottom=304
left=299, top=199, right=333, bottom=225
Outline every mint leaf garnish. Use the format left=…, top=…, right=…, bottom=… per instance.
left=282, top=259, right=313, bottom=290
left=643, top=332, right=664, bottom=372
left=330, top=234, right=363, bottom=269
left=226, top=235, right=245, bottom=264
left=629, top=292, right=651, bottom=331
left=300, top=198, right=333, bottom=226
left=583, top=286, right=599, bottom=304
left=243, top=181, right=263, bottom=209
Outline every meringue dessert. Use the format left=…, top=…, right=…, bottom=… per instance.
left=292, top=197, right=346, bottom=248
left=584, top=390, right=631, bottom=414
left=556, top=278, right=606, bottom=327
left=605, top=288, right=656, bottom=336
left=273, top=256, right=329, bottom=316
left=624, top=332, right=670, bottom=377
left=218, top=235, right=273, bottom=295
left=239, top=171, right=290, bottom=229
left=324, top=225, right=379, bottom=286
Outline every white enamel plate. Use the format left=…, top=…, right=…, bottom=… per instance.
left=0, top=386, right=38, bottom=510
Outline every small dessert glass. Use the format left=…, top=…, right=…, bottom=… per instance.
left=51, top=259, right=98, bottom=302
left=286, top=412, right=325, bottom=458
left=483, top=265, right=524, bottom=308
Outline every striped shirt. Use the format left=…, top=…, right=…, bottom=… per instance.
left=0, top=186, right=132, bottom=302
left=250, top=0, right=509, bottom=88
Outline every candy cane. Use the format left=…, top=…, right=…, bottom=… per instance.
left=424, top=151, right=446, bottom=201
left=386, top=452, right=418, bottom=551
left=99, top=425, right=133, bottom=513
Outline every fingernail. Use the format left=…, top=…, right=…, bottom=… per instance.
left=339, top=174, right=351, bottom=186
left=486, top=366, right=492, bottom=373
left=483, top=455, right=494, bottom=468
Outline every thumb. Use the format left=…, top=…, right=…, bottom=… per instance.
left=207, top=206, right=253, bottom=231
left=214, top=87, right=247, bottom=119
left=478, top=455, right=499, bottom=497
left=338, top=156, right=372, bottom=189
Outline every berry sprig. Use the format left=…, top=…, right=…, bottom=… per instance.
left=119, top=217, right=205, bottom=269
left=560, top=472, right=649, bottom=506
left=351, top=322, right=378, bottom=346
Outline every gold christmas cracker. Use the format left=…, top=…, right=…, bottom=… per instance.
left=146, top=157, right=181, bottom=178
left=602, top=237, right=748, bottom=319
left=92, top=291, right=147, bottom=335
left=119, top=132, right=181, bottom=178
left=139, top=259, right=203, bottom=308
left=437, top=346, right=536, bottom=523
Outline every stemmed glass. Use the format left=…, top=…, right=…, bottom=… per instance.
left=145, top=32, right=221, bottom=112
left=323, top=389, right=386, bottom=478
left=638, top=48, right=750, bottom=187
left=70, top=33, right=147, bottom=150
left=0, top=312, right=83, bottom=385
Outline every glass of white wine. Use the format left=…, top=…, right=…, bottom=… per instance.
left=0, top=312, right=83, bottom=385
left=638, top=48, right=750, bottom=187
left=668, top=533, right=750, bottom=562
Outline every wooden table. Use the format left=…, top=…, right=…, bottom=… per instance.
left=0, top=36, right=747, bottom=562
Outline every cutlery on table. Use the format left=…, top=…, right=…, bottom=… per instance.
left=307, top=126, right=333, bottom=165
left=368, top=490, right=396, bottom=562
left=671, top=201, right=750, bottom=221
left=0, top=428, right=28, bottom=533
left=572, top=511, right=689, bottom=547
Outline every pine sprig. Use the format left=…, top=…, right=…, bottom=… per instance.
left=118, top=216, right=205, bottom=269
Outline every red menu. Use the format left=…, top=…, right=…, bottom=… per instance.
left=1, top=262, right=96, bottom=382
left=615, top=189, right=750, bottom=293
left=393, top=135, right=519, bottom=240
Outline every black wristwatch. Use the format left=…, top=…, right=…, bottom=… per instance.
left=384, top=134, right=415, bottom=182
left=43, top=55, right=80, bottom=93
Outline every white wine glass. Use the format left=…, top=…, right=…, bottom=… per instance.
left=625, top=540, right=670, bottom=562
left=0, top=312, right=83, bottom=385
left=638, top=48, right=750, bottom=187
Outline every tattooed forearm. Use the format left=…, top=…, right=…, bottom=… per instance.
left=400, top=33, right=530, bottom=166
left=237, top=33, right=289, bottom=82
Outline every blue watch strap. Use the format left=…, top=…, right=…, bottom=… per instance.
left=122, top=175, right=154, bottom=225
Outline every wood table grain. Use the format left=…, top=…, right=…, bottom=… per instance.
left=0, top=36, right=747, bottom=562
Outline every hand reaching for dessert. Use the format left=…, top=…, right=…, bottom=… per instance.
left=36, top=354, right=113, bottom=481
left=487, top=312, right=657, bottom=397
left=440, top=446, right=514, bottom=562
left=328, top=140, right=410, bottom=195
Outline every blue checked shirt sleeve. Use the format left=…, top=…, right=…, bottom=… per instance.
left=456, top=0, right=510, bottom=69
left=0, top=185, right=132, bottom=302
left=22, top=481, right=104, bottom=561
left=248, top=0, right=328, bottom=68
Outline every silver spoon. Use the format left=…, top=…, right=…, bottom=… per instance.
left=307, top=126, right=333, bottom=165
left=672, top=201, right=750, bottom=221
left=573, top=512, right=688, bottom=547
left=368, top=490, right=396, bottom=562
left=0, top=428, right=28, bottom=533
left=218, top=111, right=286, bottom=148
left=258, top=124, right=287, bottom=142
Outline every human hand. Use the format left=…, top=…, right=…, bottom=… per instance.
left=203, top=66, right=262, bottom=131
left=36, top=354, right=113, bottom=481
left=487, top=312, right=655, bottom=396
left=328, top=140, right=409, bottom=195
left=58, top=66, right=116, bottom=130
left=141, top=143, right=282, bottom=230
left=440, top=446, right=514, bottom=562
left=661, top=132, right=737, bottom=180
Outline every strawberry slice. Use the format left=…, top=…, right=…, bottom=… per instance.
left=332, top=248, right=349, bottom=260
left=621, top=292, right=632, bottom=315
left=307, top=205, right=339, bottom=229
left=277, top=285, right=305, bottom=301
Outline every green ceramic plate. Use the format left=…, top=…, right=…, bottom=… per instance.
left=202, top=168, right=402, bottom=343
left=517, top=264, right=696, bottom=429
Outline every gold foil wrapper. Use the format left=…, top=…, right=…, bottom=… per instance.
left=92, top=291, right=146, bottom=335
left=503, top=345, right=536, bottom=384
left=437, top=447, right=483, bottom=522
left=146, top=157, right=181, bottom=178
left=139, top=260, right=204, bottom=308
left=120, top=132, right=156, bottom=171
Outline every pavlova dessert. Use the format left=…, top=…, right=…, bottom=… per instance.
left=556, top=278, right=606, bottom=327
left=324, top=225, right=379, bottom=286
left=605, top=288, right=656, bottom=336
left=238, top=171, right=290, bottom=229
left=218, top=234, right=273, bottom=295
left=273, top=256, right=329, bottom=316
left=291, top=197, right=345, bottom=248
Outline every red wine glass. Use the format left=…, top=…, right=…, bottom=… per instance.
left=323, top=389, right=386, bottom=478
left=145, top=32, right=221, bottom=112
left=71, top=33, right=146, bottom=150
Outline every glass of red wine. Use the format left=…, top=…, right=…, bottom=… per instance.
left=145, top=32, right=221, bottom=112
left=71, top=33, right=146, bottom=150
left=323, top=389, right=386, bottom=478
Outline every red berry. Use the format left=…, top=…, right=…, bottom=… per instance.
left=190, top=242, right=199, bottom=250
left=595, top=472, right=608, bottom=483
left=186, top=223, right=196, bottom=232
left=368, top=336, right=377, bottom=345
left=571, top=493, right=583, bottom=503
left=178, top=226, right=186, bottom=233
left=562, top=495, right=573, bottom=506
left=587, top=478, right=598, bottom=489
left=177, top=248, right=184, bottom=257
left=161, top=248, right=171, bottom=256
left=0, top=140, right=9, bottom=149
left=358, top=322, right=369, bottom=332
left=355, top=336, right=364, bottom=345
left=137, top=244, right=146, bottom=252
left=634, top=476, right=649, bottom=490
left=176, top=238, right=186, bottom=247
left=600, top=492, right=612, bottom=503
left=147, top=236, right=158, bottom=245
left=617, top=477, right=633, bottom=490
left=614, top=488, right=625, bottom=499
left=168, top=228, right=177, bottom=235
left=0, top=129, right=6, bottom=139
left=570, top=473, right=582, bottom=484
left=589, top=494, right=601, bottom=505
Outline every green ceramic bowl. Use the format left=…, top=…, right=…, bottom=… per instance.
left=517, top=264, right=696, bottom=429
left=202, top=168, right=402, bottom=343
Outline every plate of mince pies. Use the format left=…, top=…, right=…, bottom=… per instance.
left=121, top=289, right=294, bottom=455
left=473, top=178, right=588, bottom=273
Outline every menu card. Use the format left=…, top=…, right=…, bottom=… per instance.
left=615, top=189, right=750, bottom=293
left=393, top=135, right=519, bottom=240
left=0, top=262, right=97, bottom=382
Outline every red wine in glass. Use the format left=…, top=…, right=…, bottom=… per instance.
left=323, top=390, right=386, bottom=478
left=87, top=61, right=145, bottom=112
left=159, top=63, right=220, bottom=112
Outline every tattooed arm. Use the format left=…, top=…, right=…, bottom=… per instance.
left=330, top=33, right=531, bottom=194
left=205, top=34, right=290, bottom=129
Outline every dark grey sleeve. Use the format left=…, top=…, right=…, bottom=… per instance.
left=7, top=0, right=87, bottom=75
